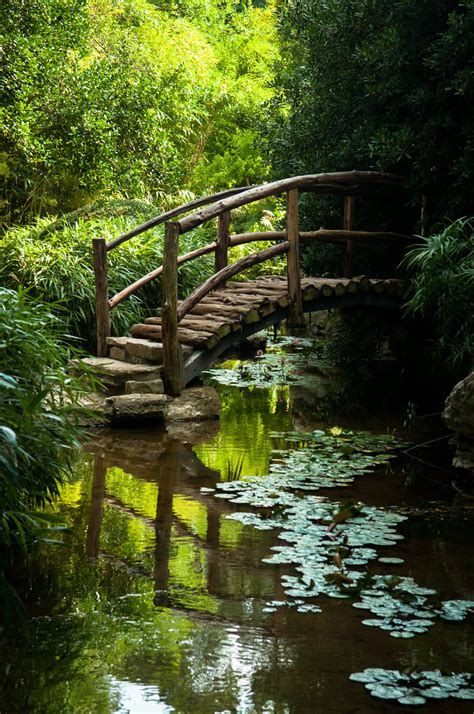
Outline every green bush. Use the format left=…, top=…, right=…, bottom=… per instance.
left=1, top=0, right=277, bottom=225
left=403, top=217, right=474, bottom=370
left=0, top=287, right=88, bottom=635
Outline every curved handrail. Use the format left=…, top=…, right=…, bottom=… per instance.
left=178, top=171, right=406, bottom=233
left=177, top=242, right=289, bottom=321
left=106, top=185, right=258, bottom=251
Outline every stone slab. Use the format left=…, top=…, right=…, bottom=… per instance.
left=163, top=386, right=221, bottom=422
left=125, top=378, right=164, bottom=395
left=107, top=336, right=164, bottom=362
left=106, top=336, right=193, bottom=361
left=73, top=357, right=161, bottom=386
left=106, top=394, right=169, bottom=423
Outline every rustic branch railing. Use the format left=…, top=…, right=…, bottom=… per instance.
left=93, top=171, right=411, bottom=393
left=93, top=185, right=257, bottom=355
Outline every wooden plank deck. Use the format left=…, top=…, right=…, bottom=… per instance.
left=130, top=275, right=404, bottom=350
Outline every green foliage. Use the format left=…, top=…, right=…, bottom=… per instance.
left=323, top=309, right=390, bottom=366
left=1, top=0, right=278, bottom=226
left=0, top=288, right=86, bottom=636
left=403, top=218, right=474, bottom=370
left=0, top=200, right=215, bottom=349
left=270, top=0, right=474, bottom=227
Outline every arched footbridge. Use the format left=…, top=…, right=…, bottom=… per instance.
left=93, top=171, right=416, bottom=395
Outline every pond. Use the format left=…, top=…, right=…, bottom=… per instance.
left=1, top=337, right=473, bottom=713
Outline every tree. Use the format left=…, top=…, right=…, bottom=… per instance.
left=269, top=0, right=474, bottom=228
left=1, top=0, right=278, bottom=226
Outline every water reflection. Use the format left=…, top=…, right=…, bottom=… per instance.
left=1, top=382, right=473, bottom=713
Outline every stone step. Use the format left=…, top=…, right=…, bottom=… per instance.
left=106, top=336, right=164, bottom=364
left=106, top=336, right=193, bottom=364
left=71, top=356, right=163, bottom=394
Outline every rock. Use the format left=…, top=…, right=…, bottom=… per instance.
left=77, top=392, right=113, bottom=425
left=109, top=347, right=126, bottom=361
left=107, top=336, right=164, bottom=363
left=106, top=394, right=168, bottom=423
left=71, top=357, right=162, bottom=390
left=450, top=434, right=474, bottom=470
left=124, top=378, right=164, bottom=395
left=244, top=333, right=267, bottom=351
left=443, top=373, right=474, bottom=470
left=443, top=373, right=474, bottom=435
left=163, top=386, right=221, bottom=422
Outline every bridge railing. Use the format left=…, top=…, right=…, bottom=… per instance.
left=93, top=171, right=411, bottom=394
left=93, top=185, right=257, bottom=356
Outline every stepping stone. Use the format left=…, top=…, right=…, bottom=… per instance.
left=106, top=336, right=164, bottom=363
left=71, top=357, right=162, bottom=389
left=105, top=394, right=169, bottom=423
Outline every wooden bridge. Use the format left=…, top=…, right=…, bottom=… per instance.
left=93, top=171, right=415, bottom=396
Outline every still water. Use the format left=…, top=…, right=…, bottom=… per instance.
left=1, top=351, right=473, bottom=713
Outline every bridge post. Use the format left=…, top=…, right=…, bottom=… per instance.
left=93, top=237, right=111, bottom=357
left=162, top=222, right=183, bottom=396
left=286, top=189, right=305, bottom=328
left=215, top=210, right=231, bottom=274
left=343, top=195, right=355, bottom=277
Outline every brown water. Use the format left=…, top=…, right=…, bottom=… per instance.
left=1, top=370, right=473, bottom=713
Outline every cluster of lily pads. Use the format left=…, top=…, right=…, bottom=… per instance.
left=202, top=428, right=474, bottom=634
left=350, top=668, right=474, bottom=705
left=270, top=428, right=403, bottom=490
left=205, top=337, right=327, bottom=388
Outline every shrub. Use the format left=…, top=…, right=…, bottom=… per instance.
left=0, top=287, right=88, bottom=636
left=403, top=218, right=474, bottom=371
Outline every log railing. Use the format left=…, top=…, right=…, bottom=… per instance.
left=93, top=185, right=256, bottom=356
left=93, top=171, right=411, bottom=393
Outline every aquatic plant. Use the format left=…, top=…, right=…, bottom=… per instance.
left=205, top=336, right=329, bottom=389
left=202, top=427, right=474, bottom=632
left=350, top=668, right=474, bottom=704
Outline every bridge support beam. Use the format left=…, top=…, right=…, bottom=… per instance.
left=286, top=189, right=305, bottom=328
left=343, top=195, right=355, bottom=277
left=93, top=237, right=111, bottom=357
left=215, top=210, right=230, bottom=274
left=162, top=222, right=183, bottom=396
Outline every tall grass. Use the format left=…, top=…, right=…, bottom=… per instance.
left=0, top=199, right=215, bottom=351
left=0, top=288, right=88, bottom=636
left=403, top=217, right=474, bottom=371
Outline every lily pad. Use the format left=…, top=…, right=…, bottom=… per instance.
left=350, top=669, right=474, bottom=705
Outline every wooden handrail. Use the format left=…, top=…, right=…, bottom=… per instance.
left=94, top=171, right=411, bottom=390
left=178, top=171, right=406, bottom=234
left=107, top=229, right=412, bottom=310
left=106, top=185, right=257, bottom=252
left=176, top=242, right=289, bottom=321
left=108, top=240, right=218, bottom=310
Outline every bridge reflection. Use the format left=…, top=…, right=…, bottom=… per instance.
left=83, top=424, right=280, bottom=616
